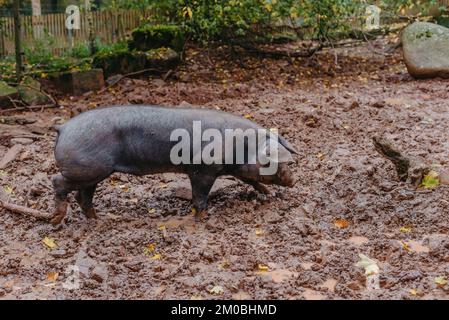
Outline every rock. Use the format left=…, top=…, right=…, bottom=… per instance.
left=128, top=25, right=185, bottom=52
left=50, top=248, right=68, bottom=258
left=178, top=101, right=192, bottom=108
left=402, top=22, right=449, bottom=78
left=439, top=169, right=449, bottom=185
left=210, top=178, right=238, bottom=195
left=54, top=69, right=105, bottom=95
left=0, top=81, right=19, bottom=108
left=169, top=180, right=192, bottom=200
left=91, top=265, right=108, bottom=283
left=151, top=79, right=166, bottom=87
left=17, top=77, right=52, bottom=106
left=93, top=48, right=180, bottom=78
left=10, top=138, right=33, bottom=146
left=0, top=144, right=23, bottom=169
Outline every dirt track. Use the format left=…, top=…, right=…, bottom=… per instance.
left=1, top=38, right=449, bottom=299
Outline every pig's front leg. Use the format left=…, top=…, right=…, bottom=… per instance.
left=188, top=172, right=217, bottom=221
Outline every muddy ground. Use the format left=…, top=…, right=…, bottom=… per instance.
left=1, top=37, right=449, bottom=300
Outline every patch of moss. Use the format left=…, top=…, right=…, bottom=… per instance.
left=128, top=24, right=185, bottom=52
left=416, top=30, right=434, bottom=39
left=0, top=81, right=18, bottom=96
left=436, top=15, right=449, bottom=28
left=93, top=47, right=180, bottom=78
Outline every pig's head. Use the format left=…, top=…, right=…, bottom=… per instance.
left=238, top=134, right=298, bottom=187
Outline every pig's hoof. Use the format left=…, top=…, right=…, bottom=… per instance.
left=50, top=214, right=65, bottom=226
left=83, top=208, right=97, bottom=219
left=51, top=202, right=68, bottom=225
left=194, top=210, right=207, bottom=222
left=256, top=184, right=271, bottom=195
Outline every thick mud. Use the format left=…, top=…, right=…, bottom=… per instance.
left=1, top=38, right=449, bottom=299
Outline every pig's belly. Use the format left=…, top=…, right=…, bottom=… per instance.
left=112, top=160, right=183, bottom=176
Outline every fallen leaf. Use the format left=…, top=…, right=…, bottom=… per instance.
left=334, top=219, right=350, bottom=229
left=190, top=295, right=203, bottom=300
left=409, top=288, right=419, bottom=296
left=400, top=226, right=412, bottom=233
left=151, top=253, right=162, bottom=260
left=244, top=114, right=253, bottom=119
left=143, top=243, right=156, bottom=256
left=218, top=261, right=230, bottom=270
left=255, top=228, right=264, bottom=236
left=118, top=184, right=129, bottom=192
left=3, top=186, right=13, bottom=194
left=355, top=254, right=379, bottom=275
left=147, top=208, right=156, bottom=215
left=257, top=264, right=269, bottom=272
left=316, top=153, right=325, bottom=160
left=158, top=225, right=166, bottom=231
left=421, top=171, right=439, bottom=189
left=46, top=272, right=59, bottom=281
left=42, top=236, right=57, bottom=249
left=209, top=285, right=224, bottom=295
left=435, top=276, right=447, bottom=287
left=400, top=240, right=411, bottom=252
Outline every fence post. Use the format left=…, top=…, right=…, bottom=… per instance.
left=85, top=0, right=96, bottom=55
left=31, top=0, right=42, bottom=39
left=0, top=18, right=5, bottom=57
left=13, top=0, right=23, bottom=81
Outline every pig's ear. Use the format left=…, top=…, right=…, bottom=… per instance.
left=265, top=132, right=298, bottom=155
left=259, top=138, right=294, bottom=164
left=277, top=135, right=299, bottom=155
left=276, top=142, right=294, bottom=163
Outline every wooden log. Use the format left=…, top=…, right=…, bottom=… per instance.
left=0, top=200, right=53, bottom=220
left=373, top=136, right=430, bottom=187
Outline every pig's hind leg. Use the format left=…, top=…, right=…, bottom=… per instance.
left=51, top=174, right=80, bottom=225
left=75, top=185, right=97, bottom=219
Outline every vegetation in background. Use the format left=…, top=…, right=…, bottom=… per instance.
left=1, top=0, right=447, bottom=81
left=0, top=39, right=128, bottom=82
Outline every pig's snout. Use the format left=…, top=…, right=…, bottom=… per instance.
left=277, top=163, right=297, bottom=187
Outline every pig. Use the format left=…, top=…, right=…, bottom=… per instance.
left=51, top=105, right=298, bottom=225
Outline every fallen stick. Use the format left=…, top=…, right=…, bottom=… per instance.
left=0, top=116, right=37, bottom=125
left=99, top=68, right=164, bottom=93
left=0, top=104, right=58, bottom=114
left=0, top=200, right=54, bottom=220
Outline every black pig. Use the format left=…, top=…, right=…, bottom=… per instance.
left=51, top=105, right=298, bottom=224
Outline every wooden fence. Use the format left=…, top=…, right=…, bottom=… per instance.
left=0, top=9, right=153, bottom=56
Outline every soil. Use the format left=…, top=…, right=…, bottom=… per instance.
left=1, top=36, right=449, bottom=300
